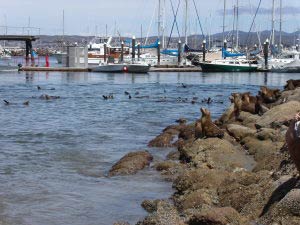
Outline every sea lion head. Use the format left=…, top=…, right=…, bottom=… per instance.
left=200, top=107, right=210, bottom=117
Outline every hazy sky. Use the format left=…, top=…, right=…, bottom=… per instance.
left=1, top=0, right=300, bottom=36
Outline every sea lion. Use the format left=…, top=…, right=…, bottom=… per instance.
left=231, top=93, right=243, bottom=119
left=194, top=119, right=203, bottom=139
left=284, top=79, right=300, bottom=91
left=259, top=86, right=281, bottom=104
left=23, top=101, right=30, bottom=106
left=37, top=85, right=41, bottom=90
left=3, top=100, right=10, bottom=105
left=181, top=83, right=187, bottom=88
left=200, top=107, right=224, bottom=138
left=175, top=118, right=187, bottom=125
left=286, top=113, right=300, bottom=173
left=39, top=94, right=60, bottom=100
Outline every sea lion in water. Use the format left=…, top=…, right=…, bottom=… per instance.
left=286, top=113, right=300, bottom=173
left=39, top=94, right=60, bottom=100
left=3, top=100, right=10, bottom=105
left=200, top=108, right=224, bottom=138
left=23, top=101, right=30, bottom=106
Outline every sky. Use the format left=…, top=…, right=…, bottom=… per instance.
left=0, top=0, right=300, bottom=37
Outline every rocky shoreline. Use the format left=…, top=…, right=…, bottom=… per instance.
left=113, top=79, right=300, bottom=225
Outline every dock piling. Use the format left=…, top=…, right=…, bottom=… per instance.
left=137, top=43, right=140, bottom=61
left=132, top=36, right=136, bottom=63
left=121, top=41, right=124, bottom=62
left=264, top=39, right=269, bottom=70
left=202, top=39, right=206, bottom=62
left=104, top=43, right=107, bottom=63
left=178, top=40, right=181, bottom=65
left=157, top=41, right=161, bottom=66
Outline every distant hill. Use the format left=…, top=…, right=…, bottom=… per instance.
left=2, top=30, right=299, bottom=50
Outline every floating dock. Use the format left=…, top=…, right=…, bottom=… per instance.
left=20, top=66, right=202, bottom=73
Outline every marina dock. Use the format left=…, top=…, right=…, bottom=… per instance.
left=19, top=66, right=203, bottom=73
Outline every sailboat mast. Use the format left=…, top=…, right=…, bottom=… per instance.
left=279, top=0, right=282, bottom=46
left=158, top=0, right=161, bottom=43
left=222, top=0, right=226, bottom=46
left=62, top=10, right=65, bottom=43
left=236, top=0, right=239, bottom=49
left=184, top=0, right=188, bottom=44
left=271, top=0, right=275, bottom=45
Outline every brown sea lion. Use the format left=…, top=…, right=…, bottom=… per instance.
left=200, top=108, right=224, bottom=138
left=259, top=86, right=281, bottom=104
left=194, top=119, right=203, bottom=139
left=39, top=94, right=60, bottom=100
left=231, top=93, right=243, bottom=119
left=284, top=79, right=300, bottom=91
left=286, top=113, right=300, bottom=173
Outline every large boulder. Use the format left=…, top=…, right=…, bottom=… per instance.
left=278, top=87, right=300, bottom=103
left=108, top=151, right=153, bottom=176
left=137, top=200, right=185, bottom=225
left=148, top=132, right=175, bottom=147
left=241, top=136, right=284, bottom=172
left=277, top=188, right=300, bottom=216
left=179, top=138, right=254, bottom=171
left=187, top=207, right=243, bottom=225
left=255, top=101, right=300, bottom=128
left=227, top=124, right=256, bottom=140
left=173, top=168, right=230, bottom=193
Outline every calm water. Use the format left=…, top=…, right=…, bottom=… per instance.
left=0, top=71, right=298, bottom=225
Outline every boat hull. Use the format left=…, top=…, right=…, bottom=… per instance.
left=90, top=64, right=150, bottom=73
left=199, top=62, right=258, bottom=72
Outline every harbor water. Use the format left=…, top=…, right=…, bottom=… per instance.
left=0, top=71, right=299, bottom=225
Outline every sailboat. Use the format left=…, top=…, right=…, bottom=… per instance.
left=199, top=0, right=258, bottom=72
left=199, top=48, right=258, bottom=72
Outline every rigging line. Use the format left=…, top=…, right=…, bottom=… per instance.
left=245, top=0, right=262, bottom=47
left=167, top=0, right=181, bottom=48
left=192, top=0, right=205, bottom=39
left=145, top=3, right=157, bottom=46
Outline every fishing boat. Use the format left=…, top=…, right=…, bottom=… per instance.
left=88, top=36, right=130, bottom=65
left=90, top=61, right=150, bottom=73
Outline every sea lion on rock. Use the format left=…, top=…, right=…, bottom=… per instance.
left=200, top=108, right=224, bottom=138
left=286, top=113, right=300, bottom=173
left=284, top=79, right=300, bottom=91
left=231, top=93, right=243, bottom=120
left=194, top=119, right=203, bottom=139
left=259, top=86, right=281, bottom=104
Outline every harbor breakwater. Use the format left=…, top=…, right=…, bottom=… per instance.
left=114, top=80, right=300, bottom=225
